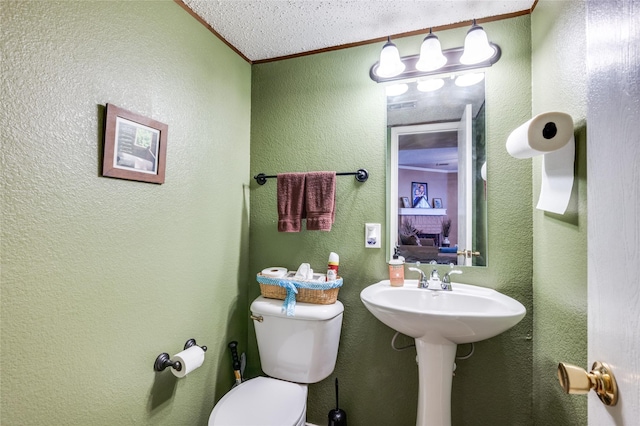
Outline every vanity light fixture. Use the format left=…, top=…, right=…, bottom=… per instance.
left=377, top=37, right=405, bottom=78
left=415, top=28, right=447, bottom=72
left=370, top=20, right=500, bottom=83
left=460, top=19, right=496, bottom=65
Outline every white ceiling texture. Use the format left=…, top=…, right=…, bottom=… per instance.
left=180, top=0, right=536, bottom=63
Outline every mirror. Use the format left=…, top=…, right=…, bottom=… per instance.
left=388, top=74, right=488, bottom=267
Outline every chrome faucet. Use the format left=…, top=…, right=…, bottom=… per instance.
left=409, top=261, right=452, bottom=291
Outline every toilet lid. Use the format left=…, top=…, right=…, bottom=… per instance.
left=208, top=377, right=307, bottom=426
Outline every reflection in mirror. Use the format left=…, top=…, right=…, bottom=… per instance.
left=388, top=74, right=487, bottom=267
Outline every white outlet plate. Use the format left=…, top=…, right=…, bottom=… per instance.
left=365, top=223, right=381, bottom=248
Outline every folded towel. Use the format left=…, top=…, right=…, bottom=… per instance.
left=277, top=173, right=306, bottom=232
left=305, top=171, right=336, bottom=231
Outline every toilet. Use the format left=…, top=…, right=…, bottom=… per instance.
left=208, top=295, right=344, bottom=426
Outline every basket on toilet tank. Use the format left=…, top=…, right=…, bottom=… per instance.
left=256, top=272, right=343, bottom=316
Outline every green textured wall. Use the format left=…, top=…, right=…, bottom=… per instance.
left=2, top=2, right=588, bottom=424
left=531, top=1, right=588, bottom=424
left=1, top=1, right=251, bottom=425
left=250, top=16, right=533, bottom=426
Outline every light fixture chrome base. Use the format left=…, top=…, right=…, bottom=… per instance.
left=370, top=43, right=501, bottom=83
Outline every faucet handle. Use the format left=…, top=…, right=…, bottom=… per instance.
left=442, top=269, right=462, bottom=282
left=442, top=265, right=462, bottom=290
left=408, top=267, right=426, bottom=278
left=408, top=267, right=428, bottom=288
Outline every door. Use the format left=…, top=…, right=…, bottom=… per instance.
left=457, top=104, right=473, bottom=266
left=587, top=0, right=639, bottom=423
left=390, top=122, right=459, bottom=259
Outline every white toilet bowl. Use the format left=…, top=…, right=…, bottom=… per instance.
left=208, top=377, right=307, bottom=426
left=208, top=296, right=344, bottom=426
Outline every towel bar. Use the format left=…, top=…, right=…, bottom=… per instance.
left=254, top=169, right=368, bottom=185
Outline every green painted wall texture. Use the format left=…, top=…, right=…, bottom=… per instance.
left=250, top=16, right=534, bottom=426
left=2, top=1, right=588, bottom=425
left=531, top=1, right=588, bottom=424
left=1, top=1, right=251, bottom=424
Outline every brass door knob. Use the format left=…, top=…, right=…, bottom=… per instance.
left=456, top=250, right=481, bottom=258
left=557, top=361, right=618, bottom=406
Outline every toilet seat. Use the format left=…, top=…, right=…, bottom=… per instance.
left=208, top=377, right=307, bottom=426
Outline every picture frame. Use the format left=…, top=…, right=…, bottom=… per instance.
left=401, top=196, right=411, bottom=208
left=103, top=103, right=168, bottom=184
left=411, top=182, right=430, bottom=208
left=433, top=198, right=443, bottom=209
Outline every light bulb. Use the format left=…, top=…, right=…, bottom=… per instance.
left=385, top=83, right=408, bottom=97
left=455, top=73, right=485, bottom=87
left=417, top=78, right=445, bottom=92
left=376, top=38, right=405, bottom=78
left=415, top=30, right=447, bottom=72
left=460, top=20, right=495, bottom=65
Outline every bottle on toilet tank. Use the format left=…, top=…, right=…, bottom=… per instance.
left=327, top=252, right=339, bottom=281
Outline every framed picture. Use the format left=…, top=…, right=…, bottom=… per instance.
left=401, top=196, right=411, bottom=208
left=411, top=182, right=430, bottom=208
left=433, top=198, right=443, bottom=209
left=102, top=103, right=168, bottom=184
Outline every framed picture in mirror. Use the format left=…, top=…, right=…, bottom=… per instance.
left=433, top=198, right=443, bottom=209
left=411, top=182, right=430, bottom=208
left=401, top=197, right=411, bottom=208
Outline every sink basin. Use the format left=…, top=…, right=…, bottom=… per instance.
left=360, top=280, right=526, bottom=426
left=360, top=279, right=526, bottom=344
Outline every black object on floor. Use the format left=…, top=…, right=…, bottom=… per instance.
left=228, top=341, right=242, bottom=387
left=328, top=377, right=347, bottom=426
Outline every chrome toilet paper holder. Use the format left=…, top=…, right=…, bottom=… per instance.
left=154, top=338, right=207, bottom=372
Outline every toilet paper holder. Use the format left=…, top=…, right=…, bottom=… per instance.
left=154, top=338, right=208, bottom=372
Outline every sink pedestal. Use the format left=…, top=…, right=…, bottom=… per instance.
left=415, top=339, right=457, bottom=426
left=360, top=281, right=526, bottom=426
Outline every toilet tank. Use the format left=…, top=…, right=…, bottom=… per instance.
left=250, top=296, right=344, bottom=383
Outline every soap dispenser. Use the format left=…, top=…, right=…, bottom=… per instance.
left=389, top=248, right=405, bottom=287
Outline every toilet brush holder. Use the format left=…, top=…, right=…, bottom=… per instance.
left=328, top=378, right=347, bottom=426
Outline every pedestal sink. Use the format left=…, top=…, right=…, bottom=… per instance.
left=360, top=280, right=526, bottom=426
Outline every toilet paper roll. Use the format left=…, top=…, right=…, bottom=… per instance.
left=506, top=112, right=574, bottom=159
left=260, top=267, right=288, bottom=278
left=171, top=346, right=205, bottom=378
left=506, top=112, right=575, bottom=214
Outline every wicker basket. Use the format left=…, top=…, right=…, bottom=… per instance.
left=257, top=273, right=342, bottom=305
left=259, top=283, right=340, bottom=305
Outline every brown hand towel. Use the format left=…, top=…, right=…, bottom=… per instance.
left=277, top=173, right=306, bottom=232
left=305, top=171, right=336, bottom=231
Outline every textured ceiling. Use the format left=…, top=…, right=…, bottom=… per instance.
left=180, top=0, right=535, bottom=62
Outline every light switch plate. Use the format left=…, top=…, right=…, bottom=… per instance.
left=365, top=223, right=381, bottom=248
